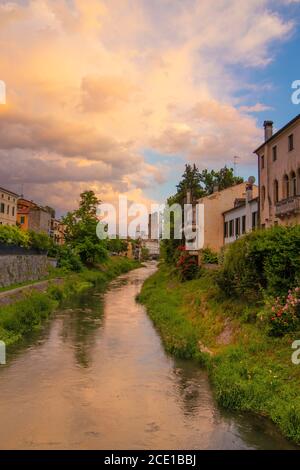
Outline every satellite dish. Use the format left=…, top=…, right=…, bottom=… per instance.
left=248, top=176, right=256, bottom=185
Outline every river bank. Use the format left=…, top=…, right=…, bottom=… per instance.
left=0, top=262, right=295, bottom=449
left=0, top=256, right=140, bottom=347
left=138, top=264, right=300, bottom=446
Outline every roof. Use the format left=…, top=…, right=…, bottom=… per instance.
left=0, top=186, right=19, bottom=198
left=198, top=182, right=246, bottom=203
left=254, top=114, right=300, bottom=154
left=222, top=196, right=258, bottom=216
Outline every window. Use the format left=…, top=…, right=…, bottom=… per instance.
left=224, top=221, right=228, bottom=239
left=261, top=186, right=266, bottom=208
left=252, top=212, right=258, bottom=229
left=0, top=203, right=4, bottom=213
left=7, top=205, right=9, bottom=215
left=283, top=175, right=289, bottom=199
left=229, top=220, right=234, bottom=237
left=274, top=179, right=279, bottom=203
left=242, top=215, right=246, bottom=234
left=12, top=207, right=15, bottom=217
left=272, top=146, right=277, bottom=162
left=235, top=218, right=240, bottom=237
left=261, top=155, right=265, bottom=169
left=291, top=171, right=297, bottom=197
left=20, top=216, right=25, bottom=224
left=288, top=134, right=294, bottom=152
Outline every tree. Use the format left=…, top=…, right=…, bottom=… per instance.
left=199, top=167, right=243, bottom=195
left=63, top=191, right=108, bottom=265
left=174, top=164, right=205, bottom=205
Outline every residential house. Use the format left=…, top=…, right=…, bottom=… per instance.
left=192, top=183, right=255, bottom=254
left=50, top=219, right=65, bottom=245
left=223, top=181, right=259, bottom=245
left=0, top=187, right=19, bottom=226
left=17, top=198, right=52, bottom=234
left=254, top=116, right=300, bottom=228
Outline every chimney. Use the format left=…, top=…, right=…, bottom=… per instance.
left=263, top=120, right=273, bottom=141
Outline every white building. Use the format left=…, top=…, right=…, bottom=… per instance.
left=223, top=183, right=258, bottom=245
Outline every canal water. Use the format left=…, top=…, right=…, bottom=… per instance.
left=0, top=263, right=296, bottom=449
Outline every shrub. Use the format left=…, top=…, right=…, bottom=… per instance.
left=176, top=246, right=200, bottom=281
left=260, top=287, right=300, bottom=336
left=28, top=230, right=52, bottom=253
left=0, top=224, right=30, bottom=247
left=201, top=248, right=219, bottom=264
left=56, top=245, right=84, bottom=272
left=141, top=247, right=150, bottom=261
left=217, top=225, right=300, bottom=300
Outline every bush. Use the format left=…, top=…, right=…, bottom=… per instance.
left=260, top=287, right=300, bottom=336
left=28, top=230, right=52, bottom=253
left=141, top=247, right=150, bottom=261
left=176, top=246, right=200, bottom=281
left=0, top=224, right=30, bottom=247
left=217, top=225, right=300, bottom=300
left=201, top=248, right=219, bottom=264
left=56, top=245, right=84, bottom=272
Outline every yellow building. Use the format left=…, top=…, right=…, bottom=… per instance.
left=0, top=186, right=19, bottom=226
left=17, top=198, right=51, bottom=234
left=254, top=116, right=300, bottom=228
left=187, top=183, right=258, bottom=257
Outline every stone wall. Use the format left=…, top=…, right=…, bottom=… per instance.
left=0, top=254, right=50, bottom=288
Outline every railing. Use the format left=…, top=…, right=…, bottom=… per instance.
left=275, top=195, right=300, bottom=218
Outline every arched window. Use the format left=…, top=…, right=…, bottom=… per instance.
left=283, top=175, right=289, bottom=199
left=274, top=180, right=279, bottom=204
left=290, top=171, right=297, bottom=197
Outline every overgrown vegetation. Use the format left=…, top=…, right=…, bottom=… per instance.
left=138, top=264, right=300, bottom=445
left=217, top=225, right=300, bottom=301
left=0, top=224, right=52, bottom=252
left=0, top=257, right=140, bottom=346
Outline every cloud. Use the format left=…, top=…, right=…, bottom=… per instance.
left=0, top=0, right=298, bottom=213
left=239, top=103, right=274, bottom=113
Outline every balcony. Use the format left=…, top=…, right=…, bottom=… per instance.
left=275, top=195, right=300, bottom=218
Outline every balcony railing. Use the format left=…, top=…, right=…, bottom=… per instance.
left=275, top=195, right=300, bottom=218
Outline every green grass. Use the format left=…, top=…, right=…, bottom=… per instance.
left=138, top=264, right=300, bottom=445
left=0, top=256, right=140, bottom=346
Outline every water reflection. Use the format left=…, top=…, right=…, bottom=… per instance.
left=60, top=291, right=105, bottom=368
left=0, top=262, right=297, bottom=450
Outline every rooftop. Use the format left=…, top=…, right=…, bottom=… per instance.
left=254, top=114, right=300, bottom=154
left=0, top=186, right=19, bottom=198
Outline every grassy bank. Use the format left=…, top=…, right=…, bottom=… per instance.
left=0, top=256, right=140, bottom=346
left=138, top=264, right=300, bottom=445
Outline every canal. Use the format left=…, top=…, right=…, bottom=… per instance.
left=0, top=262, right=296, bottom=449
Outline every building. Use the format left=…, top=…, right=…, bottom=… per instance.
left=254, top=116, right=300, bottom=228
left=194, top=183, right=256, bottom=253
left=0, top=187, right=19, bottom=226
left=50, top=219, right=65, bottom=245
left=17, top=198, right=52, bottom=234
left=223, top=181, right=259, bottom=245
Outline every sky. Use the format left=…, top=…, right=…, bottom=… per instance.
left=0, top=0, right=300, bottom=216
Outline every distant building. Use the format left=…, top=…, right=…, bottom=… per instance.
left=50, top=219, right=65, bottom=245
left=223, top=182, right=259, bottom=245
left=0, top=187, right=19, bottom=226
left=17, top=198, right=52, bottom=235
left=254, top=116, right=300, bottom=228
